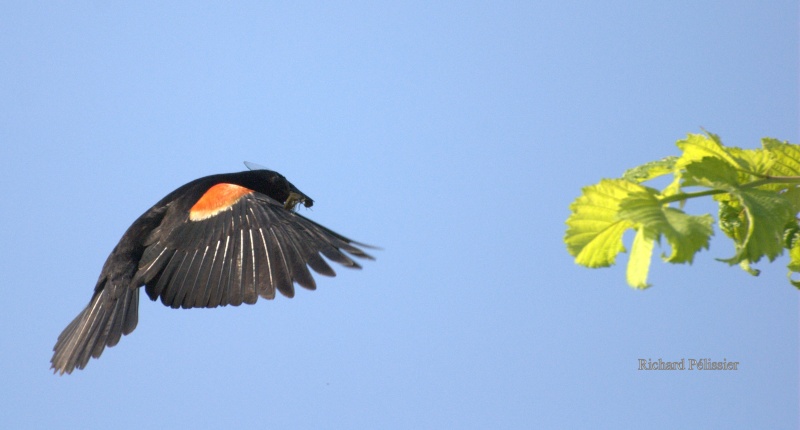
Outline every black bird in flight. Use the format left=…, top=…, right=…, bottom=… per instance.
left=51, top=163, right=374, bottom=375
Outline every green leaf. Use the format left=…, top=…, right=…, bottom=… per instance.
left=788, top=242, right=800, bottom=289
left=618, top=191, right=713, bottom=264
left=739, top=260, right=760, bottom=276
left=782, top=187, right=800, bottom=214
left=682, top=156, right=740, bottom=189
left=783, top=220, right=800, bottom=249
left=681, top=156, right=795, bottom=265
left=572, top=221, right=633, bottom=268
left=675, top=133, right=743, bottom=171
left=627, top=227, right=656, bottom=289
left=717, top=194, right=745, bottom=242
left=622, top=156, right=677, bottom=184
left=727, top=147, right=775, bottom=178
left=664, top=133, right=745, bottom=198
left=764, top=138, right=800, bottom=176
left=565, top=179, right=641, bottom=267
left=720, top=188, right=794, bottom=264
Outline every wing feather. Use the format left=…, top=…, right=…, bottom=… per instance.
left=267, top=226, right=295, bottom=298
left=194, top=240, right=221, bottom=307
left=158, top=251, right=189, bottom=307
left=279, top=227, right=317, bottom=290
left=173, top=249, right=202, bottom=309
left=256, top=227, right=276, bottom=299
left=227, top=223, right=244, bottom=306
left=210, top=235, right=232, bottom=307
left=242, top=226, right=259, bottom=304
left=181, top=246, right=210, bottom=309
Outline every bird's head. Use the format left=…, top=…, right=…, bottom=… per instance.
left=243, top=162, right=314, bottom=211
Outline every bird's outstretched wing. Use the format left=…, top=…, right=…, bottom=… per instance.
left=134, top=192, right=373, bottom=309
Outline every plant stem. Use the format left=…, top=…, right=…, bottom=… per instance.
left=659, top=189, right=725, bottom=204
left=657, top=176, right=800, bottom=204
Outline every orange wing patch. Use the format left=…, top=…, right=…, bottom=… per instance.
left=189, top=183, right=253, bottom=221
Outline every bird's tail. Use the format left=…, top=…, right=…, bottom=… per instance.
left=51, top=286, right=139, bottom=375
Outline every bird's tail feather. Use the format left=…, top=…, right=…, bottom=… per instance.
left=51, top=287, right=139, bottom=375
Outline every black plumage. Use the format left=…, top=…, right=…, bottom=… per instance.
left=51, top=167, right=373, bottom=375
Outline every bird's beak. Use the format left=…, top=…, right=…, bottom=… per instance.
left=284, top=191, right=312, bottom=210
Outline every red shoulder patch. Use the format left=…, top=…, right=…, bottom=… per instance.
left=189, top=183, right=253, bottom=221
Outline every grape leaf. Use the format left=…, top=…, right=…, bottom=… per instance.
left=764, top=138, right=800, bottom=176
left=683, top=157, right=794, bottom=264
left=788, top=242, right=800, bottom=289
left=682, top=156, right=740, bottom=188
left=675, top=133, right=743, bottom=171
left=627, top=227, right=656, bottom=289
left=618, top=191, right=713, bottom=264
left=622, top=156, right=677, bottom=184
left=565, top=179, right=641, bottom=267
left=720, top=188, right=794, bottom=264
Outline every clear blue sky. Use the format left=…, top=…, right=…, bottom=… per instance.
left=1, top=2, right=797, bottom=428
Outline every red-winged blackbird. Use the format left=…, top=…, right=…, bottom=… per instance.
left=51, top=165, right=374, bottom=375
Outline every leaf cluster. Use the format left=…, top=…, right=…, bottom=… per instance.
left=565, top=132, right=800, bottom=288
